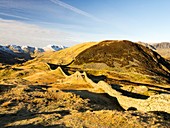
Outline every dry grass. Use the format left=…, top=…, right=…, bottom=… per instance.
left=60, top=110, right=144, bottom=128
left=1, top=100, right=12, bottom=107
left=0, top=40, right=170, bottom=127
left=36, top=42, right=99, bottom=64
left=0, top=85, right=169, bottom=127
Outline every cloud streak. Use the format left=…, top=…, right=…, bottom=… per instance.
left=0, top=12, right=31, bottom=20
left=49, top=0, right=101, bottom=22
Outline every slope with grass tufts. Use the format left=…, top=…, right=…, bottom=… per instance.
left=72, top=40, right=170, bottom=84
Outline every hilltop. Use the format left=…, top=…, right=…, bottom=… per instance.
left=74, top=40, right=170, bottom=77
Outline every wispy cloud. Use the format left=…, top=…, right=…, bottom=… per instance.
left=49, top=0, right=101, bottom=22
left=0, top=19, right=76, bottom=47
left=0, top=12, right=30, bottom=20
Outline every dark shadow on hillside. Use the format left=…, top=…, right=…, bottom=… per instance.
left=131, top=111, right=170, bottom=126
left=36, top=110, right=70, bottom=117
left=0, top=84, right=16, bottom=93
left=149, top=88, right=170, bottom=94
left=86, top=74, right=107, bottom=83
left=108, top=78, right=170, bottom=92
left=0, top=85, right=17, bottom=105
left=22, top=85, right=51, bottom=93
left=0, top=108, right=70, bottom=128
left=29, top=85, right=52, bottom=90
left=136, top=45, right=170, bottom=79
left=12, top=68, right=23, bottom=71
left=150, top=111, right=170, bottom=120
left=0, top=50, right=33, bottom=65
left=47, top=60, right=74, bottom=70
left=62, top=89, right=125, bottom=111
left=150, top=70, right=170, bottom=82
left=0, top=108, right=36, bottom=128
left=155, top=51, right=170, bottom=71
left=111, top=84, right=149, bottom=99
left=6, top=124, right=68, bottom=128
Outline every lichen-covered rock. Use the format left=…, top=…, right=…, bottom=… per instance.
left=146, top=94, right=170, bottom=112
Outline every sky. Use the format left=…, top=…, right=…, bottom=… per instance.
left=0, top=0, right=170, bottom=47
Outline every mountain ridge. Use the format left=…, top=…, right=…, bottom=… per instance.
left=0, top=44, right=66, bottom=64
left=152, top=42, right=170, bottom=49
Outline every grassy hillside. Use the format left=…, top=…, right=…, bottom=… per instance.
left=0, top=40, right=170, bottom=127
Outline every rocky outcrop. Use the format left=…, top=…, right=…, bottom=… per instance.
left=63, top=71, right=87, bottom=85
left=57, top=68, right=170, bottom=113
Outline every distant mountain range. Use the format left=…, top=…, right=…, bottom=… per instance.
left=151, top=42, right=170, bottom=59
left=136, top=42, right=170, bottom=59
left=0, top=44, right=66, bottom=65
left=152, top=42, right=170, bottom=49
left=136, top=41, right=170, bottom=49
left=0, top=41, right=170, bottom=65
left=0, top=44, right=66, bottom=54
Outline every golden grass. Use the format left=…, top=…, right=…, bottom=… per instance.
left=0, top=40, right=170, bottom=127
left=37, top=42, right=98, bottom=64
left=60, top=110, right=143, bottom=128
left=0, top=84, right=169, bottom=127
left=1, top=101, right=12, bottom=107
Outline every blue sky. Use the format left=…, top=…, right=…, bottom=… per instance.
left=0, top=0, right=170, bottom=47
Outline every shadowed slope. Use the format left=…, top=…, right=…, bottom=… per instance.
left=0, top=50, right=32, bottom=65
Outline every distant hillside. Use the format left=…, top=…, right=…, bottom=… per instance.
left=0, top=45, right=31, bottom=65
left=136, top=41, right=156, bottom=51
left=0, top=44, right=66, bottom=65
left=152, top=42, right=170, bottom=59
left=33, top=40, right=170, bottom=84
left=153, top=42, right=170, bottom=49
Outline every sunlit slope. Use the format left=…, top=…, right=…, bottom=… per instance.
left=1, top=40, right=170, bottom=85
left=26, top=40, right=170, bottom=84
left=0, top=42, right=98, bottom=83
left=36, top=42, right=99, bottom=64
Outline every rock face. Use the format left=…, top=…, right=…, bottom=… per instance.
left=146, top=94, right=170, bottom=112
left=52, top=68, right=170, bottom=113
left=63, top=71, right=87, bottom=84
left=115, top=93, right=170, bottom=113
